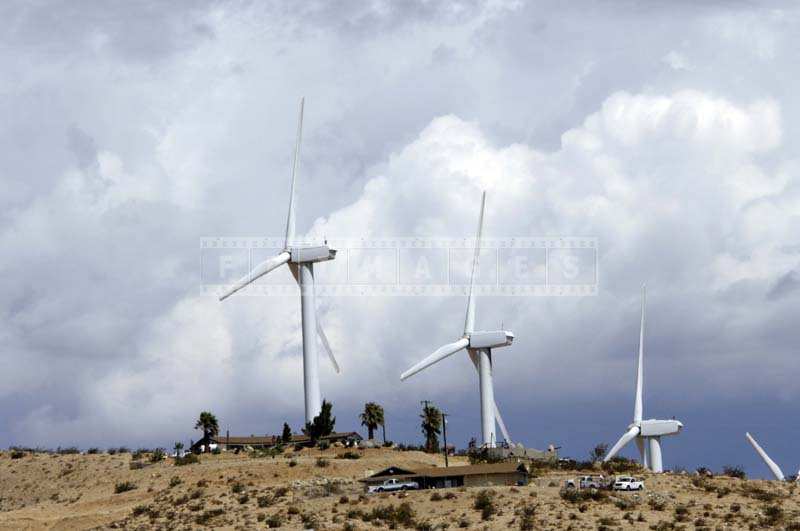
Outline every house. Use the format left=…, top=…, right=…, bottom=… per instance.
left=360, top=462, right=529, bottom=489
left=191, top=431, right=363, bottom=453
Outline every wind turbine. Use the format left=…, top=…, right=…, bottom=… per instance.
left=745, top=432, right=799, bottom=482
left=603, top=286, right=683, bottom=472
left=400, top=191, right=514, bottom=448
left=219, top=97, right=340, bottom=424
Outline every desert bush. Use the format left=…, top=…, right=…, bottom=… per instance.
left=287, top=505, right=300, bottom=515
left=117, top=446, right=130, bottom=453
left=761, top=504, right=784, bottom=527
left=517, top=504, right=537, bottom=530
left=57, top=446, right=80, bottom=455
left=132, top=448, right=149, bottom=460
left=175, top=453, right=199, bottom=466
left=169, top=476, right=182, bottom=488
left=474, top=489, right=496, bottom=520
left=266, top=514, right=283, bottom=528
left=289, top=458, right=298, bottom=467
left=560, top=488, right=608, bottom=504
left=257, top=495, right=271, bottom=508
left=365, top=502, right=416, bottom=527
left=740, top=482, right=781, bottom=502
left=458, top=517, right=471, bottom=528
left=211, top=447, right=221, bottom=454
left=339, top=451, right=361, bottom=460
left=601, top=456, right=642, bottom=474
left=115, top=481, right=137, bottom=494
left=648, top=496, right=667, bottom=511
left=318, top=440, right=331, bottom=450
left=315, top=457, right=330, bottom=468
left=150, top=448, right=166, bottom=462
left=132, top=504, right=150, bottom=516
left=430, top=491, right=443, bottom=501
left=722, top=465, right=746, bottom=479
left=274, top=486, right=289, bottom=498
left=674, top=504, right=689, bottom=522
left=301, top=512, right=320, bottom=529
left=129, top=461, right=146, bottom=470
left=238, top=494, right=249, bottom=504
left=231, top=482, right=245, bottom=494
left=10, top=449, right=25, bottom=459
left=87, top=447, right=100, bottom=454
left=195, top=508, right=225, bottom=525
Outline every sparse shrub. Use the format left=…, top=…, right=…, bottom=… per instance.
left=648, top=497, right=667, bottom=511
left=430, top=491, right=443, bottom=501
left=169, top=476, right=182, bottom=488
left=274, top=486, right=289, bottom=498
left=339, top=450, right=361, bottom=460
left=114, top=481, right=137, bottom=494
left=517, top=504, right=536, bottom=530
left=560, top=488, right=608, bottom=504
left=458, top=517, right=471, bottom=528
left=150, top=448, right=166, bottom=462
left=117, top=446, right=130, bottom=453
left=740, top=482, right=781, bottom=502
left=315, top=457, right=329, bottom=468
left=729, top=503, right=741, bottom=513
left=674, top=504, right=689, bottom=522
left=57, top=446, right=80, bottom=455
left=444, top=491, right=457, bottom=500
left=266, top=514, right=283, bottom=528
left=195, top=508, right=225, bottom=525
left=761, top=504, right=784, bottom=527
left=473, top=489, right=496, bottom=520
left=132, top=504, right=150, bottom=516
left=175, top=453, right=199, bottom=466
left=288, top=505, right=300, bottom=515
left=129, top=461, right=146, bottom=470
left=301, top=512, right=320, bottom=528
left=107, top=447, right=118, bottom=455
left=257, top=495, right=271, bottom=508
left=211, top=447, right=221, bottom=454
left=87, top=447, right=100, bottom=454
left=231, top=482, right=245, bottom=494
left=238, top=494, right=249, bottom=504
left=722, top=465, right=746, bottom=479
left=318, top=440, right=331, bottom=450
left=289, top=459, right=298, bottom=467
left=10, top=449, right=25, bottom=459
left=339, top=495, right=349, bottom=504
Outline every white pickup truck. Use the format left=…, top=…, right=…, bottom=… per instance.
left=368, top=478, right=420, bottom=493
left=612, top=476, right=644, bottom=491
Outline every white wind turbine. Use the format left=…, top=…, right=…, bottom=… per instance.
left=219, top=97, right=340, bottom=424
left=400, top=191, right=515, bottom=448
left=603, top=286, right=683, bottom=472
left=745, top=432, right=799, bottom=482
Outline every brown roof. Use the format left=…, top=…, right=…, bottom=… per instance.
left=362, top=462, right=527, bottom=481
left=212, top=432, right=362, bottom=445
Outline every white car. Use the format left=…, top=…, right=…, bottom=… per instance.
left=612, top=476, right=644, bottom=491
left=368, top=478, right=420, bottom=493
left=579, top=475, right=606, bottom=489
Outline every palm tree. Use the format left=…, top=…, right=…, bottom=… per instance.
left=194, top=411, right=219, bottom=449
left=174, top=442, right=184, bottom=456
left=360, top=402, right=385, bottom=441
left=420, top=404, right=442, bottom=453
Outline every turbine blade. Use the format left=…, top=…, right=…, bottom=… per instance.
left=284, top=97, right=304, bottom=248
left=633, top=284, right=646, bottom=423
left=316, top=319, right=340, bottom=374
left=746, top=432, right=785, bottom=481
left=464, top=191, right=486, bottom=334
left=219, top=251, right=291, bottom=301
left=604, top=426, right=640, bottom=462
left=494, top=400, right=512, bottom=445
left=400, top=338, right=469, bottom=381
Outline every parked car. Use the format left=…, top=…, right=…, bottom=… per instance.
left=612, top=476, right=644, bottom=491
left=368, top=478, right=420, bottom=493
left=579, top=475, right=606, bottom=489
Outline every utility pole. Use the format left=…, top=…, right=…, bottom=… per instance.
left=441, top=412, right=449, bottom=467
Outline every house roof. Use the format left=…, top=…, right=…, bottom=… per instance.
left=361, top=462, right=528, bottom=482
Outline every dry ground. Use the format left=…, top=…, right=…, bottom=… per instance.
left=0, top=448, right=798, bottom=530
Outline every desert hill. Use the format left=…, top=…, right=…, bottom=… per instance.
left=0, top=447, right=797, bottom=530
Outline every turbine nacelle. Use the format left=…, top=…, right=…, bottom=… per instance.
left=288, top=245, right=337, bottom=263
left=468, top=330, right=514, bottom=350
left=638, top=419, right=683, bottom=438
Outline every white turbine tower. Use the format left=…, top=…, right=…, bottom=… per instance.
left=219, top=97, right=340, bottom=424
left=745, top=432, right=799, bottom=482
left=603, top=286, right=683, bottom=472
left=400, top=191, right=514, bottom=448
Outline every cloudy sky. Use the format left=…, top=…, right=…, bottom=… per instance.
left=2, top=1, right=799, bottom=476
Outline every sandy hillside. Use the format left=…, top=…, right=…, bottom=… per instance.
left=0, top=448, right=798, bottom=530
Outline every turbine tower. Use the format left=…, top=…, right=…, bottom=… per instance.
left=400, top=191, right=514, bottom=448
left=219, top=97, right=340, bottom=424
left=745, top=432, right=799, bottom=482
left=603, top=286, right=683, bottom=472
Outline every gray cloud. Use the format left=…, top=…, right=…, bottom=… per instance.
left=0, top=1, right=798, bottom=478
